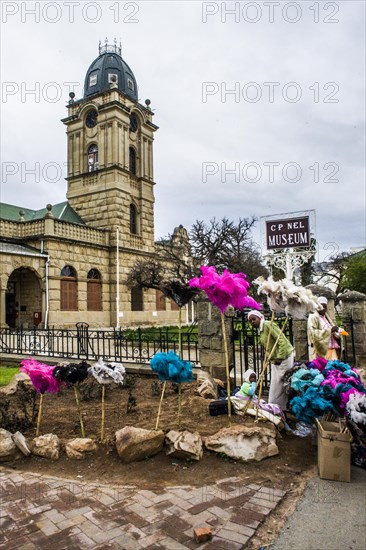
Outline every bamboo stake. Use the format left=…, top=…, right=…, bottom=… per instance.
left=74, top=385, right=86, bottom=438
left=255, top=317, right=289, bottom=421
left=155, top=381, right=167, bottom=430
left=178, top=383, right=182, bottom=430
left=36, top=393, right=44, bottom=436
left=221, top=313, right=232, bottom=423
left=101, top=385, right=105, bottom=442
left=255, top=311, right=275, bottom=421
left=178, top=306, right=182, bottom=357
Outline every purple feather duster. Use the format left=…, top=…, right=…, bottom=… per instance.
left=189, top=266, right=261, bottom=314
left=20, top=359, right=61, bottom=394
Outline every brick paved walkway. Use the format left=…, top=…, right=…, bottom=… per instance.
left=1, top=467, right=286, bottom=549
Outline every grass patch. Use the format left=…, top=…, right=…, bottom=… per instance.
left=0, top=367, right=20, bottom=387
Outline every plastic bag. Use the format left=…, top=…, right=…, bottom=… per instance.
left=293, top=421, right=313, bottom=437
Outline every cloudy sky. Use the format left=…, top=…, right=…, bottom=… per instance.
left=1, top=0, right=365, bottom=261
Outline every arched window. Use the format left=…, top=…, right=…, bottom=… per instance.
left=129, top=147, right=136, bottom=175
left=88, top=144, right=98, bottom=172
left=130, top=204, right=137, bottom=235
left=131, top=287, right=143, bottom=311
left=60, top=266, right=77, bottom=311
left=156, top=290, right=166, bottom=311
left=87, top=269, right=102, bottom=311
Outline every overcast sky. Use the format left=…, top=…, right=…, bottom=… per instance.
left=1, top=0, right=365, bottom=262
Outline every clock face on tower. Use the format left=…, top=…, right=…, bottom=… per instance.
left=85, top=109, right=98, bottom=128
left=129, top=113, right=138, bottom=132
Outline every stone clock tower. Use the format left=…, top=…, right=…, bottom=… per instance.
left=62, top=41, right=158, bottom=252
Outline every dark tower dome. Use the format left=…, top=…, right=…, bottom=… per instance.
left=84, top=40, right=138, bottom=101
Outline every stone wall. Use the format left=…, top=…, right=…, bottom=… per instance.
left=339, top=291, right=366, bottom=372
left=197, top=297, right=233, bottom=380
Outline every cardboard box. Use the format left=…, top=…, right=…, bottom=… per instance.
left=317, top=420, right=351, bottom=482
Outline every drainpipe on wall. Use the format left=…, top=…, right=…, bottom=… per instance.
left=116, top=227, right=120, bottom=329
left=44, top=255, right=50, bottom=329
left=41, top=240, right=50, bottom=329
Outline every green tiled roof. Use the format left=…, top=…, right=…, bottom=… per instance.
left=0, top=201, right=85, bottom=225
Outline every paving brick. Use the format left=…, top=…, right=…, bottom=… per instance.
left=138, top=531, right=167, bottom=548
left=219, top=491, right=255, bottom=509
left=69, top=531, right=96, bottom=549
left=18, top=542, right=38, bottom=550
left=221, top=520, right=255, bottom=537
left=35, top=518, right=61, bottom=536
left=205, top=536, right=242, bottom=550
left=64, top=506, right=94, bottom=518
left=119, top=511, right=147, bottom=528
left=109, top=533, right=142, bottom=549
left=215, top=528, right=250, bottom=545
left=89, top=526, right=125, bottom=544
left=206, top=505, right=231, bottom=521
left=44, top=508, right=67, bottom=524
left=132, top=492, right=156, bottom=508
left=158, top=536, right=190, bottom=549
left=168, top=495, right=195, bottom=510
left=247, top=497, right=276, bottom=512
left=151, top=493, right=171, bottom=504
left=159, top=515, right=192, bottom=540
left=84, top=510, right=119, bottom=529
left=121, top=521, right=147, bottom=540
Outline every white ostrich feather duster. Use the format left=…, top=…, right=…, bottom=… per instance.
left=346, top=392, right=366, bottom=425
left=88, top=358, right=125, bottom=385
left=253, top=276, right=321, bottom=319
left=253, top=276, right=286, bottom=314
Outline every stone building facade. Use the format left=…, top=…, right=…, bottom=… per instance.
left=0, top=42, right=185, bottom=329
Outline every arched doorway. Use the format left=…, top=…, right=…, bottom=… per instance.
left=6, top=268, right=42, bottom=328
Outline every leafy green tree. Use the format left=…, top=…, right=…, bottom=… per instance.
left=342, top=251, right=366, bottom=294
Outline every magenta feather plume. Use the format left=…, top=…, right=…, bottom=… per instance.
left=189, top=266, right=261, bottom=314
left=20, top=358, right=61, bottom=394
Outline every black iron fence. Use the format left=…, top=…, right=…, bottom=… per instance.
left=340, top=316, right=356, bottom=366
left=0, top=326, right=199, bottom=365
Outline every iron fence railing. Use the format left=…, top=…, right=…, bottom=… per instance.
left=0, top=326, right=199, bottom=365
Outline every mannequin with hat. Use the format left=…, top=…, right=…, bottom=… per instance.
left=307, top=297, right=340, bottom=360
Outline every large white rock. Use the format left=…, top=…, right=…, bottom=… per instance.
left=165, top=430, right=203, bottom=461
left=65, top=438, right=97, bottom=459
left=0, top=372, right=31, bottom=395
left=32, top=433, right=60, bottom=460
left=0, top=429, right=20, bottom=462
left=115, top=426, right=164, bottom=463
left=12, top=431, right=31, bottom=456
left=205, top=425, right=279, bottom=462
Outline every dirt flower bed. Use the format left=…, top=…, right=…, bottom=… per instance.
left=2, top=373, right=317, bottom=491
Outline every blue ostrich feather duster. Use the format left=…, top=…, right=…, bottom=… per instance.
left=290, top=386, right=336, bottom=424
left=150, top=351, right=194, bottom=384
left=291, top=368, right=324, bottom=394
left=325, top=360, right=360, bottom=380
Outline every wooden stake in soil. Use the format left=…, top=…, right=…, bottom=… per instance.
left=101, top=385, right=106, bottom=442
left=255, top=311, right=275, bottom=421
left=74, top=385, right=86, bottom=438
left=221, top=313, right=232, bottom=423
left=178, top=383, right=182, bottom=430
left=155, top=381, right=167, bottom=430
left=255, top=317, right=289, bottom=422
left=178, top=306, right=182, bottom=357
left=36, top=393, right=44, bottom=436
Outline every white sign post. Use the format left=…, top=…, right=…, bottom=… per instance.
left=260, top=210, right=316, bottom=281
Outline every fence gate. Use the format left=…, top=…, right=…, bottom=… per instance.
left=231, top=311, right=293, bottom=390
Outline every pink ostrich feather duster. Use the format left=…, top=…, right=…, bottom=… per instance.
left=189, top=266, right=261, bottom=314
left=20, top=358, right=61, bottom=394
